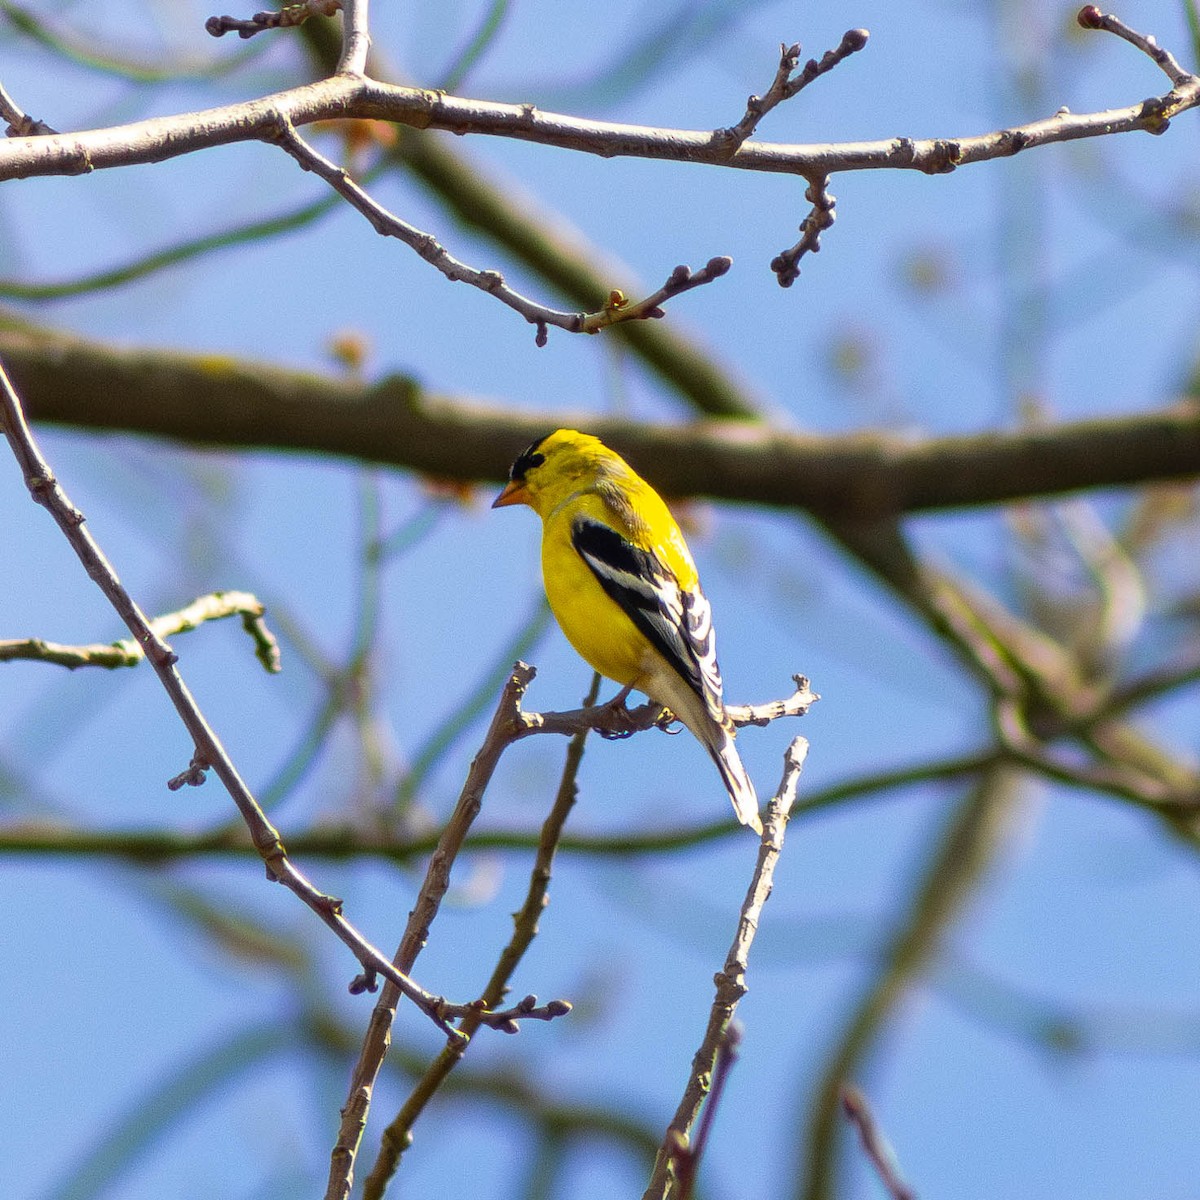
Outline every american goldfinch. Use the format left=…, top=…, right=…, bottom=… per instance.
left=493, top=429, right=761, bottom=834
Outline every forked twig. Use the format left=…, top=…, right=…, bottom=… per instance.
left=0, top=358, right=562, bottom=1042
left=324, top=664, right=577, bottom=1200
left=352, top=675, right=599, bottom=1200
left=0, top=79, right=55, bottom=136
left=671, top=1023, right=743, bottom=1200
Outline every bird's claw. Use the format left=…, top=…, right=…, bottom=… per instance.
left=599, top=724, right=636, bottom=740
left=597, top=695, right=639, bottom=739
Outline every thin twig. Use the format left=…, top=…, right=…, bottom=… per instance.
left=1093, top=655, right=1200, bottom=721
left=0, top=747, right=999, bottom=863
left=206, top=0, right=341, bottom=40
left=993, top=697, right=1197, bottom=813
left=578, top=258, right=732, bottom=335
left=673, top=1023, right=743, bottom=1200
left=715, top=30, right=869, bottom=152
left=1077, top=6, right=1192, bottom=87
left=266, top=114, right=730, bottom=344
left=0, top=11, right=1194, bottom=298
left=643, top=735, right=809, bottom=1200
left=772, top=174, right=836, bottom=287
left=0, top=79, right=55, bottom=136
left=336, top=0, right=370, bottom=76
left=527, top=674, right=816, bottom=741
left=727, top=674, right=819, bottom=725
left=841, top=1085, right=916, bottom=1200
left=0, top=590, right=279, bottom=671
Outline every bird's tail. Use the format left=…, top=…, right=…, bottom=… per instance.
left=708, top=733, right=761, bottom=836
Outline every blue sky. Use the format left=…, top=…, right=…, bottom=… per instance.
left=2, top=2, right=1199, bottom=1198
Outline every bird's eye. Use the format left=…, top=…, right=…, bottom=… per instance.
left=511, top=448, right=546, bottom=480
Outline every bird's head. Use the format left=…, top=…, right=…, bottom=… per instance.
left=492, top=429, right=612, bottom=516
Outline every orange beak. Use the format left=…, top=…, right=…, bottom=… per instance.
left=492, top=479, right=531, bottom=508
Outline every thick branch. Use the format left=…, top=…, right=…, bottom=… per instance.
left=4, top=325, right=1197, bottom=516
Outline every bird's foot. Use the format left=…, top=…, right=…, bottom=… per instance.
left=653, top=708, right=680, bottom=734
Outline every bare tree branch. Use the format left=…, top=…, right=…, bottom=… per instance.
left=4, top=28, right=1193, bottom=186
left=714, top=30, right=869, bottom=153
left=0, top=5, right=1192, bottom=319
left=325, top=663, right=564, bottom=1200
left=336, top=0, right=371, bottom=76
left=0, top=747, right=996, bottom=864
left=772, top=173, right=836, bottom=286
left=354, top=674, right=600, bottom=1200
left=206, top=0, right=342, bottom=41
left=1078, top=7, right=1192, bottom=87
left=0, top=78, right=55, bottom=136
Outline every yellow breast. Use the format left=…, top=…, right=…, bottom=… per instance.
left=539, top=504, right=651, bottom=687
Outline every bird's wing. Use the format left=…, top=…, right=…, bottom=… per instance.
left=571, top=516, right=725, bottom=722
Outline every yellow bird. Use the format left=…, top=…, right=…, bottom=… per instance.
left=493, top=429, right=761, bottom=834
